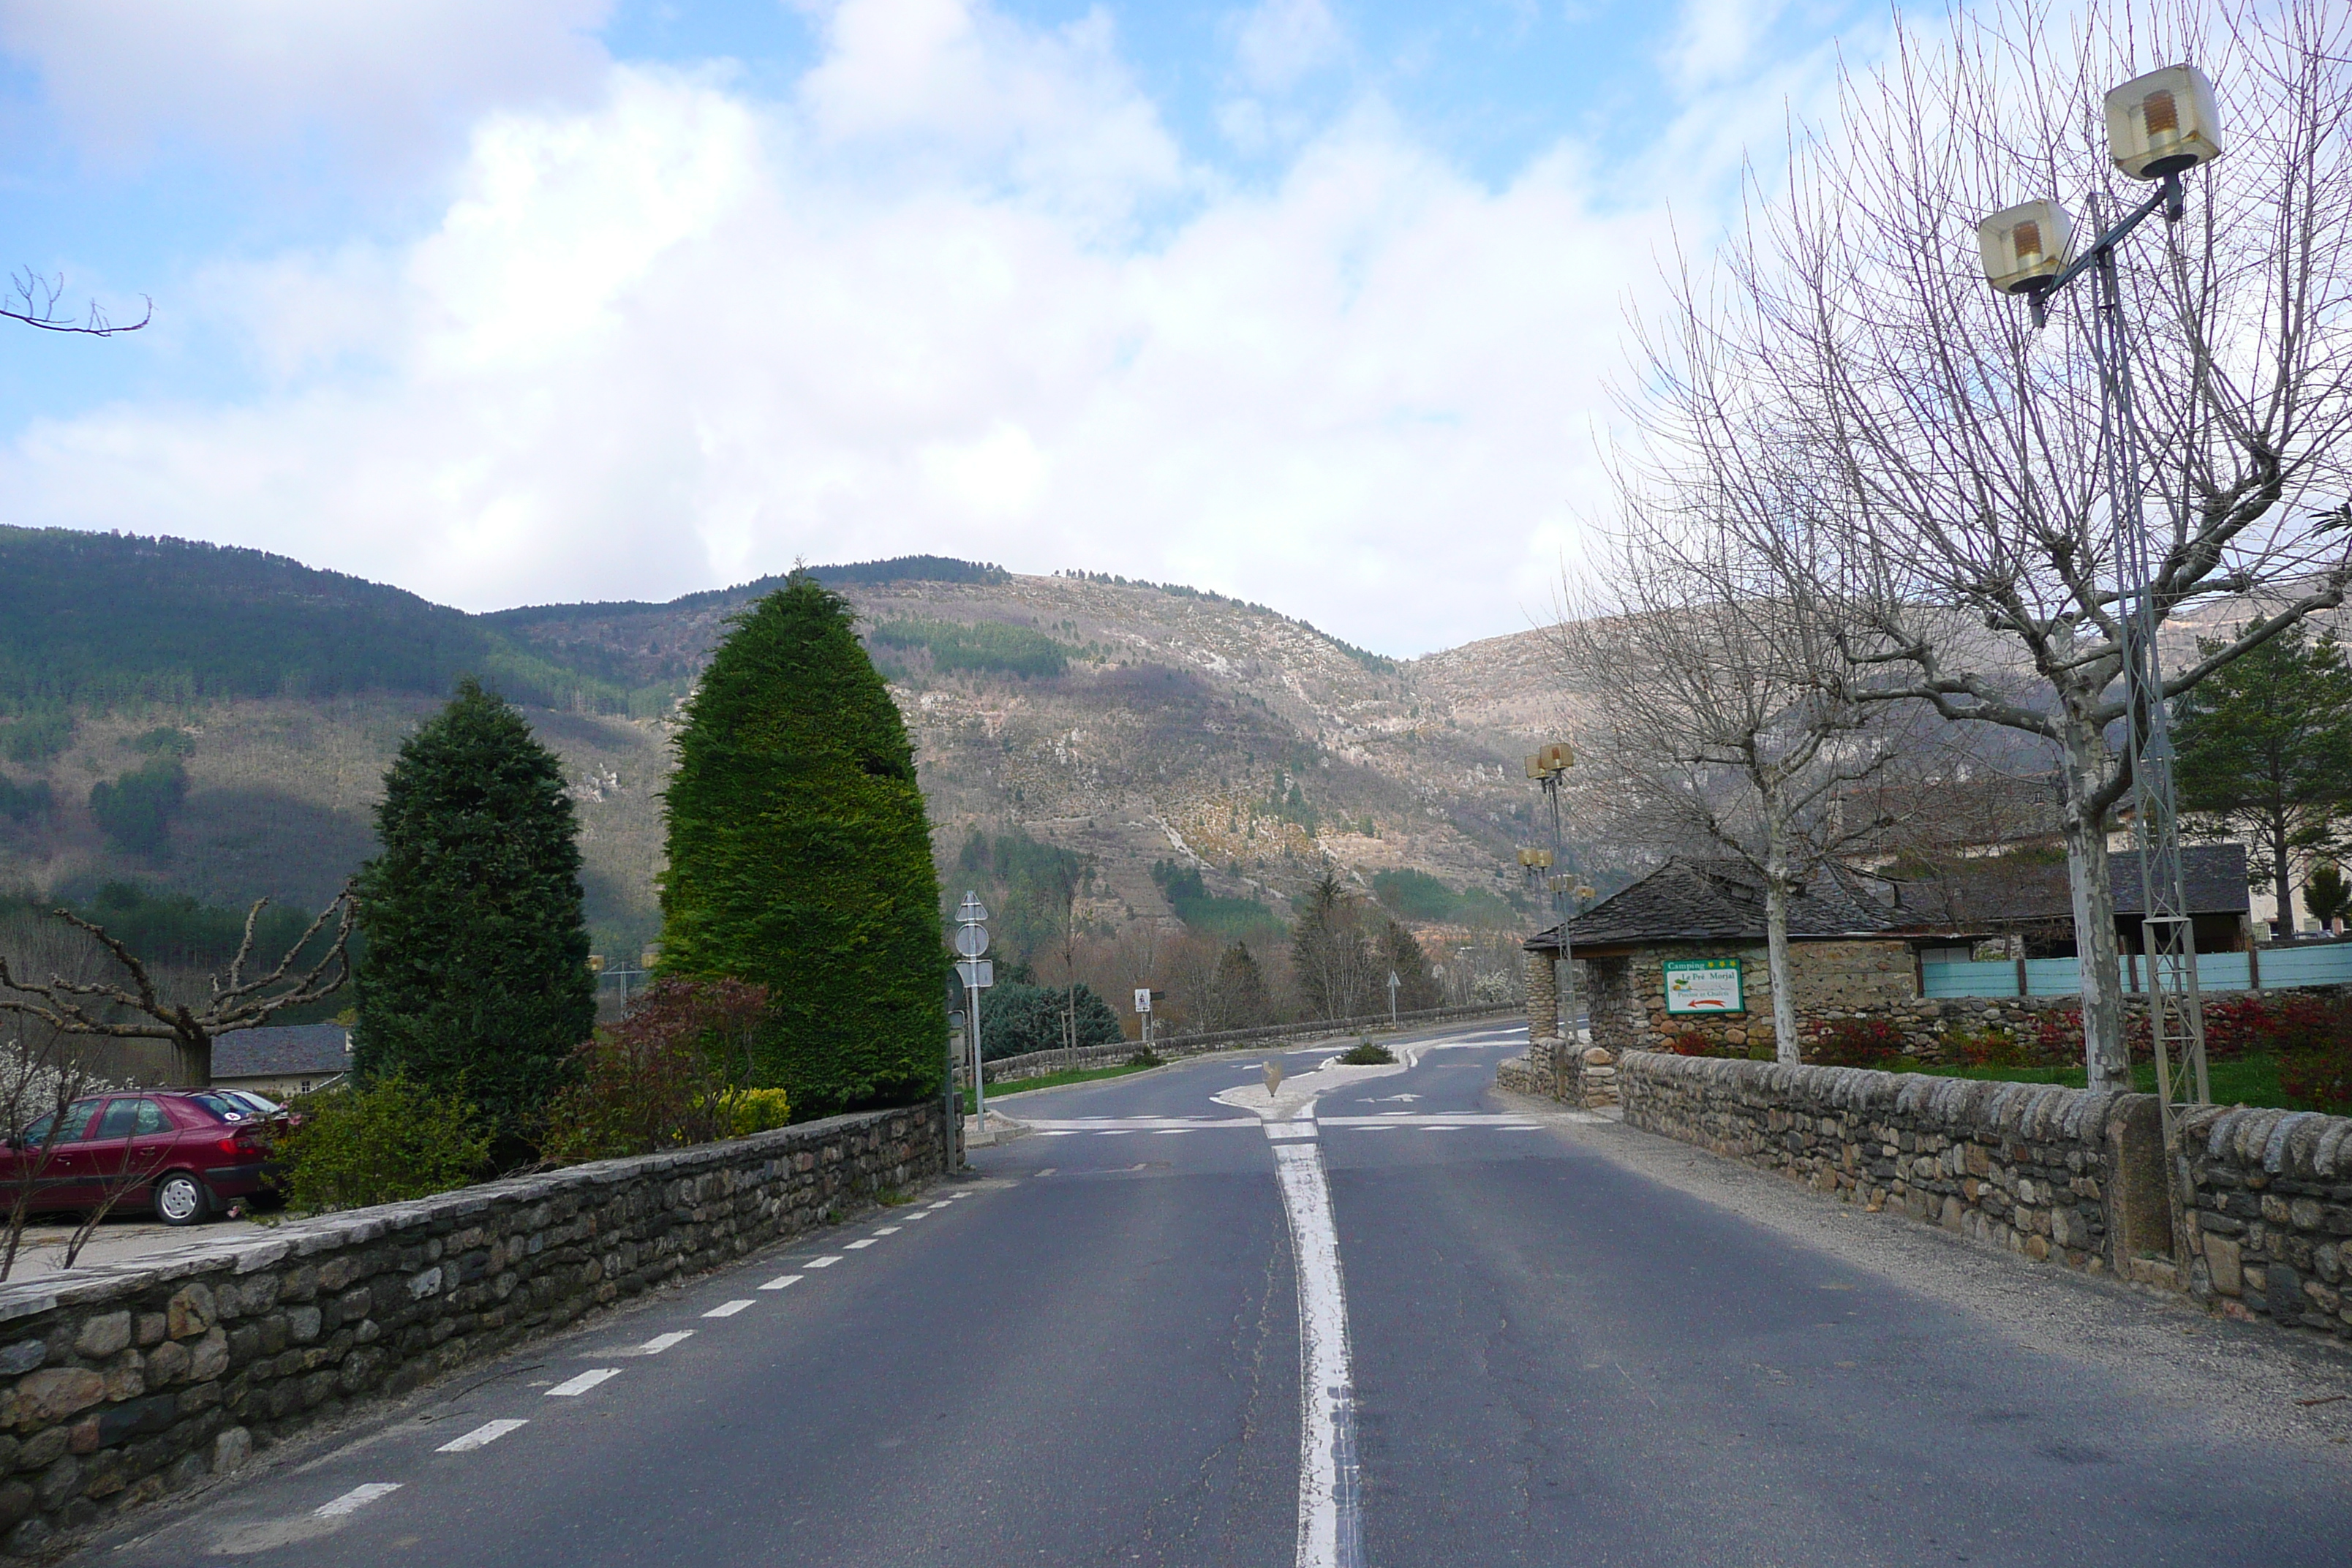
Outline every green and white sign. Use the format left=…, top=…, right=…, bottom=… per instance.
left=1662, top=957, right=1745, bottom=1015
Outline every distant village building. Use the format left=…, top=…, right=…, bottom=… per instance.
left=1522, top=848, right=2258, bottom=1108
left=210, top=1024, right=352, bottom=1100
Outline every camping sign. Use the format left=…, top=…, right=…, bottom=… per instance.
left=1662, top=957, right=1745, bottom=1015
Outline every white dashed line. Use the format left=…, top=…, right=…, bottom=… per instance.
left=805, top=1256, right=843, bottom=1269
left=873, top=1226, right=902, bottom=1235
left=316, top=1482, right=402, bottom=1517
left=845, top=1239, right=877, bottom=1250
left=1035, top=1168, right=1057, bottom=1177
left=704, top=1300, right=754, bottom=1318
left=638, top=1332, right=693, bottom=1354
left=437, top=1420, right=527, bottom=1453
left=760, top=1275, right=802, bottom=1291
left=925, top=1202, right=953, bottom=1210
left=546, top=1369, right=621, bottom=1398
left=903, top=1211, right=930, bottom=1221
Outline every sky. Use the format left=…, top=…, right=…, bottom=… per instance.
left=0, top=0, right=1891, bottom=657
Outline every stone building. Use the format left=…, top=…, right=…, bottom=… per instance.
left=1524, top=859, right=1964, bottom=1107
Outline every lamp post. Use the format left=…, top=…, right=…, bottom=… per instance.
left=1975, top=64, right=2224, bottom=1140
left=1524, top=742, right=1576, bottom=1093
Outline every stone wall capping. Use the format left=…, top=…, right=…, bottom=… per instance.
left=2316, top=1120, right=2350, bottom=1179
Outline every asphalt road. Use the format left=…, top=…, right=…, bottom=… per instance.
left=75, top=1019, right=2352, bottom=1567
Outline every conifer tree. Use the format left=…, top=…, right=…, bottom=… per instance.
left=353, top=679, right=595, bottom=1155
left=1382, top=921, right=1440, bottom=1012
left=658, top=575, right=946, bottom=1114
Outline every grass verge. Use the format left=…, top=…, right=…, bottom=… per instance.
left=963, top=1060, right=1159, bottom=1114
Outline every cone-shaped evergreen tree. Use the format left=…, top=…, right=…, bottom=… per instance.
left=353, top=679, right=594, bottom=1153
left=658, top=574, right=946, bottom=1115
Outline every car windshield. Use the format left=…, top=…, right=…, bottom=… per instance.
left=227, top=1090, right=282, bottom=1115
left=183, top=1092, right=246, bottom=1122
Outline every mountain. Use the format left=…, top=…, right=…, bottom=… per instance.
left=0, top=533, right=1575, bottom=969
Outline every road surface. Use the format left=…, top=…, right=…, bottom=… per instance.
left=72, top=1019, right=2352, bottom=1566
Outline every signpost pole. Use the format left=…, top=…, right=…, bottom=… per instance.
left=955, top=892, right=995, bottom=1144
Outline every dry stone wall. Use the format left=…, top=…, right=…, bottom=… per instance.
left=0, top=1100, right=948, bottom=1558
left=2179, top=1104, right=2352, bottom=1339
left=1618, top=1051, right=2352, bottom=1346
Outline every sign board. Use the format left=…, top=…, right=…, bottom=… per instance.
left=1662, top=958, right=1744, bottom=1014
left=954, top=959, right=994, bottom=990
left=1133, top=988, right=1152, bottom=1014
left=954, top=924, right=990, bottom=958
left=957, top=892, right=990, bottom=924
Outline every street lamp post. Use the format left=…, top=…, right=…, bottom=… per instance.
left=1524, top=742, right=1576, bottom=1095
left=1975, top=64, right=2225, bottom=1140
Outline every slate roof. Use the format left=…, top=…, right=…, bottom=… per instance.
left=211, top=1024, right=352, bottom=1079
left=1901, top=842, right=2250, bottom=927
left=1531, top=859, right=1909, bottom=951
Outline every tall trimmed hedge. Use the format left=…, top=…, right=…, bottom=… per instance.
left=658, top=575, right=946, bottom=1115
left=353, top=679, right=595, bottom=1153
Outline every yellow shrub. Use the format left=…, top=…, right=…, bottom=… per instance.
left=726, top=1088, right=793, bottom=1137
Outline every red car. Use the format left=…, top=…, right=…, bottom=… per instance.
left=1, top=1091, right=278, bottom=1226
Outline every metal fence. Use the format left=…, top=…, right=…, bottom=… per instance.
left=1921, top=941, right=2352, bottom=1000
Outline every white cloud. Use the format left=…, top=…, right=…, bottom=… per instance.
left=1233, top=0, right=1347, bottom=94
left=0, top=0, right=613, bottom=170
left=0, top=0, right=1855, bottom=656
left=1665, top=0, right=1790, bottom=94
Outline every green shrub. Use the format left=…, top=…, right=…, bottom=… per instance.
left=276, top=1075, right=491, bottom=1213
left=1338, top=1041, right=1395, bottom=1065
left=88, top=757, right=186, bottom=857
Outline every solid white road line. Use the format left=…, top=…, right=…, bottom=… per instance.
left=546, top=1369, right=620, bottom=1398
left=704, top=1300, right=754, bottom=1318
left=638, top=1332, right=693, bottom=1354
left=805, top=1256, right=842, bottom=1269
left=316, top=1482, right=402, bottom=1517
left=437, top=1420, right=527, bottom=1453
left=1268, top=1131, right=1364, bottom=1568
left=759, top=1275, right=802, bottom=1291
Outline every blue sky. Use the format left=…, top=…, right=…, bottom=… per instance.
left=0, top=0, right=1887, bottom=655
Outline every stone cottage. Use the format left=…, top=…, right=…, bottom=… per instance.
left=1524, top=858, right=1968, bottom=1107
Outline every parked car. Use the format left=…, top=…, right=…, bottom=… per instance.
left=0, top=1091, right=278, bottom=1226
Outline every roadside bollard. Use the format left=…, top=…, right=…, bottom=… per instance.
left=1264, top=1060, right=1284, bottom=1096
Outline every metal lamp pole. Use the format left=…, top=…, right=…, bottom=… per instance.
left=1976, top=64, right=2226, bottom=1139
left=1524, top=742, right=1576, bottom=1093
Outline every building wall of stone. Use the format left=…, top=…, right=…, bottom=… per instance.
left=0, top=1100, right=950, bottom=1557
left=1583, top=940, right=1915, bottom=1058
left=1618, top=1051, right=2352, bottom=1346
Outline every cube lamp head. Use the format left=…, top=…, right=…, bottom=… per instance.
left=1977, top=199, right=2074, bottom=295
left=2104, top=64, right=2223, bottom=180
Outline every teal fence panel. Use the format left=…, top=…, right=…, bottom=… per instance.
left=2024, top=958, right=2081, bottom=995
left=1922, top=960, right=2021, bottom=998
left=2259, top=943, right=2352, bottom=989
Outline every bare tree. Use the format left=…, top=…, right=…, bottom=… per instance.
left=0, top=1019, right=107, bottom=1281
left=0, top=887, right=355, bottom=1087
left=1558, top=513, right=1909, bottom=1062
left=1627, top=0, right=2352, bottom=1087
left=2, top=268, right=150, bottom=336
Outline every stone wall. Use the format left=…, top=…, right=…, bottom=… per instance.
left=1618, top=1050, right=2165, bottom=1276
left=1618, top=1050, right=2352, bottom=1346
left=2178, top=1104, right=2352, bottom=1338
left=0, top=1099, right=949, bottom=1558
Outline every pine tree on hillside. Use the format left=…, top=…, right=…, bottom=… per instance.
left=1292, top=870, right=1378, bottom=1019
left=353, top=679, right=594, bottom=1154
left=658, top=574, right=946, bottom=1115
left=1210, top=941, right=1273, bottom=1030
left=1382, top=921, right=1441, bottom=1012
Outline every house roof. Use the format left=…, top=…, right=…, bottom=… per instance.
left=1529, top=858, right=1911, bottom=952
left=211, top=1024, right=351, bottom=1079
left=1899, top=842, right=2250, bottom=928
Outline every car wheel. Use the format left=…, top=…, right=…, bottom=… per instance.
left=154, top=1172, right=210, bottom=1226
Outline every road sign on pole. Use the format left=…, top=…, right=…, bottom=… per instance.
left=957, top=890, right=992, bottom=1136
left=955, top=959, right=994, bottom=989
left=1387, top=970, right=1399, bottom=1028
